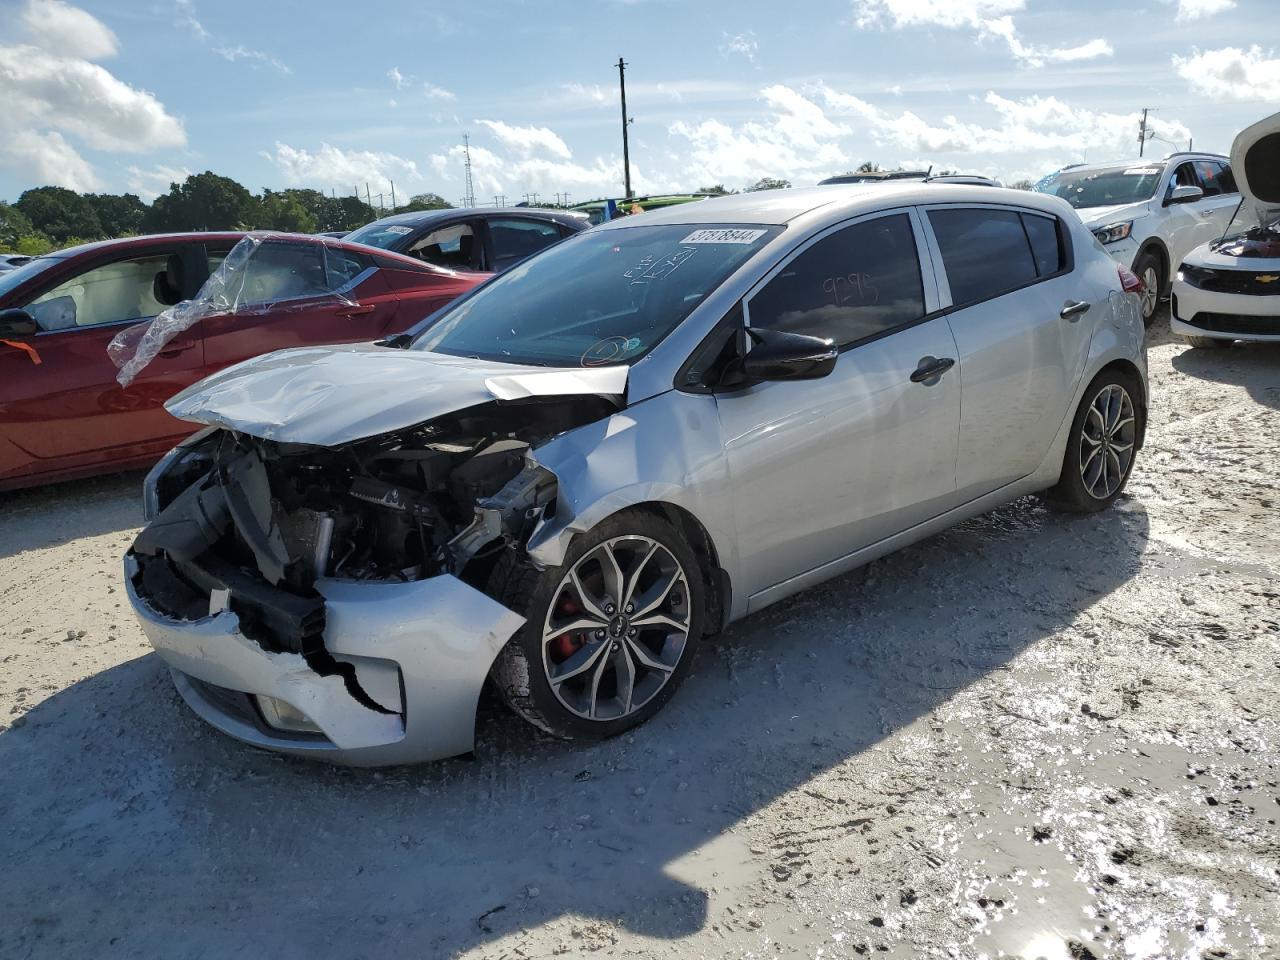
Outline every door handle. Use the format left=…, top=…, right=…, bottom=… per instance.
left=336, top=304, right=376, bottom=317
left=910, top=356, right=955, bottom=383
left=158, top=338, right=197, bottom=358
left=1060, top=300, right=1091, bottom=321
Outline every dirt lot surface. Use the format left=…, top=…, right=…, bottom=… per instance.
left=1, top=314, right=1277, bottom=960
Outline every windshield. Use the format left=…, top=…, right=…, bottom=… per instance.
left=0, top=255, right=64, bottom=300
left=413, top=223, right=779, bottom=367
left=344, top=221, right=416, bottom=250
left=1034, top=164, right=1165, bottom=209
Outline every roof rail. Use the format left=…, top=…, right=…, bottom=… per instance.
left=1161, top=150, right=1228, bottom=160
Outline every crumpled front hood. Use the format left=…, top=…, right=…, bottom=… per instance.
left=1078, top=202, right=1146, bottom=228
left=165, top=343, right=629, bottom=446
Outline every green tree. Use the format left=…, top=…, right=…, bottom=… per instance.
left=696, top=184, right=736, bottom=196
left=856, top=161, right=881, bottom=173
left=320, top=195, right=378, bottom=232
left=15, top=186, right=104, bottom=243
left=745, top=177, right=792, bottom=192
left=84, top=193, right=146, bottom=237
left=143, top=171, right=257, bottom=232
left=0, top=202, right=41, bottom=251
left=256, top=189, right=319, bottom=233
left=396, top=192, right=453, bottom=213
left=1008, top=178, right=1034, bottom=190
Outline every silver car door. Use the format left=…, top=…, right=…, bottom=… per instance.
left=921, top=204, right=1091, bottom=500
left=714, top=208, right=962, bottom=605
left=1163, top=161, right=1219, bottom=266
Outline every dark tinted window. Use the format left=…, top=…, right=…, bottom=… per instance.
left=1021, top=213, right=1063, bottom=277
left=748, top=213, right=924, bottom=347
left=1209, top=161, right=1237, bottom=196
left=489, top=218, right=562, bottom=271
left=1166, top=162, right=1199, bottom=200
left=1194, top=160, right=1227, bottom=197
left=928, top=208, right=1037, bottom=306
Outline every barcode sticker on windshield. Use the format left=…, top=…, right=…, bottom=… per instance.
left=1123, top=167, right=1160, bottom=176
left=680, top=228, right=767, bottom=244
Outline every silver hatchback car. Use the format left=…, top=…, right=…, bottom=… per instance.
left=126, top=184, right=1147, bottom=765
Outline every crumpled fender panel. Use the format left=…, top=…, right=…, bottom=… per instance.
left=128, top=554, right=525, bottom=765
left=524, top=389, right=743, bottom=617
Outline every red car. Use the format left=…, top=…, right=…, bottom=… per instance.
left=0, top=232, right=486, bottom=491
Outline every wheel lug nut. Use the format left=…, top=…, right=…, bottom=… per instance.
left=605, top=604, right=616, bottom=615
left=625, top=604, right=634, bottom=614
left=611, top=641, right=620, bottom=652
left=628, top=628, right=637, bottom=638
left=595, top=629, right=606, bottom=640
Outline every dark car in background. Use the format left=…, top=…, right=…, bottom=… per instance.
left=0, top=232, right=486, bottom=491
left=345, top=207, right=589, bottom=273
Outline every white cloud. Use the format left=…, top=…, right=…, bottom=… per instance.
left=670, top=85, right=850, bottom=183
left=477, top=120, right=572, bottom=159
left=214, top=44, right=290, bottom=74
left=1173, top=46, right=1280, bottom=101
left=852, top=0, right=1109, bottom=68
left=852, top=0, right=1024, bottom=30
left=562, top=82, right=608, bottom=104
left=125, top=163, right=193, bottom=201
left=423, top=81, right=456, bottom=102
left=721, top=31, right=759, bottom=64
left=0, top=8, right=186, bottom=193
left=21, top=0, right=118, bottom=60
left=817, top=82, right=1188, bottom=156
left=387, top=66, right=408, bottom=90
left=265, top=142, right=424, bottom=191
left=1173, top=0, right=1235, bottom=21
left=429, top=141, right=657, bottom=203
left=174, top=0, right=209, bottom=38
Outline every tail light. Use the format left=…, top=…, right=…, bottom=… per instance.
left=1118, top=264, right=1143, bottom=295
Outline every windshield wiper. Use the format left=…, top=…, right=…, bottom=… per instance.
left=374, top=332, right=414, bottom=349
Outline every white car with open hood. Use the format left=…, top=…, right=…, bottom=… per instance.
left=125, top=183, right=1147, bottom=765
left=1172, top=111, right=1280, bottom=347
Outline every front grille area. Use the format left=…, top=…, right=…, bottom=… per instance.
left=1187, top=312, right=1280, bottom=336
left=1181, top=266, right=1280, bottom=296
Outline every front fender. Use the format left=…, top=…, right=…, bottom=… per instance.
left=526, top=391, right=738, bottom=583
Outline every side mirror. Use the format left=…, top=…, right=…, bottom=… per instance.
left=1166, top=184, right=1204, bottom=205
left=0, top=308, right=37, bottom=338
left=728, top=328, right=838, bottom=386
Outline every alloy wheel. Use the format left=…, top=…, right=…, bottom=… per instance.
left=1140, top=266, right=1159, bottom=319
left=541, top=536, right=691, bottom=721
left=1079, top=383, right=1136, bottom=500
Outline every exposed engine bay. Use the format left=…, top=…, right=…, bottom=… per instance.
left=129, top=395, right=617, bottom=667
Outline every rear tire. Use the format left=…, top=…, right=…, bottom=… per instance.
left=487, top=510, right=704, bottom=741
left=1133, top=250, right=1163, bottom=327
left=1043, top=368, right=1142, bottom=514
left=1183, top=335, right=1231, bottom=349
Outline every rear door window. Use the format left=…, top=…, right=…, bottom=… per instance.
left=488, top=218, right=563, bottom=271
left=927, top=208, right=1037, bottom=306
left=238, top=242, right=329, bottom=305
left=408, top=222, right=478, bottom=270
left=747, top=212, right=925, bottom=348
left=1020, top=213, right=1065, bottom=277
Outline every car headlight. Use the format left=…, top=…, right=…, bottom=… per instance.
left=1091, top=221, right=1133, bottom=245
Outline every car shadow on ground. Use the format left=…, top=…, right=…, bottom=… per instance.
left=1170, top=340, right=1280, bottom=411
left=0, top=496, right=1150, bottom=958
left=0, top=469, right=145, bottom=560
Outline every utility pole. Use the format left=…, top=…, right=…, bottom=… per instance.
left=365, top=182, right=373, bottom=209
left=462, top=134, right=476, bottom=208
left=1138, top=107, right=1150, bottom=158
left=493, top=194, right=505, bottom=207
left=617, top=57, right=633, bottom=199
left=390, top=180, right=396, bottom=211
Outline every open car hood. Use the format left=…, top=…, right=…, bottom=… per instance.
left=165, top=344, right=629, bottom=447
left=1231, top=111, right=1280, bottom=211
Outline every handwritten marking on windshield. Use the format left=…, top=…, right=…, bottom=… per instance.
left=624, top=247, right=697, bottom=285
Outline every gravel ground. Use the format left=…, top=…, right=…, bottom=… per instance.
left=1, top=312, right=1277, bottom=960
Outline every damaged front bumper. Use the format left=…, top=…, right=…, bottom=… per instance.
left=126, top=553, right=524, bottom=766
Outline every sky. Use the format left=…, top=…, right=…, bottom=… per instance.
left=1, top=0, right=1278, bottom=206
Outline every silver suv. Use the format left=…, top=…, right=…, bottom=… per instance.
left=1035, top=153, right=1244, bottom=323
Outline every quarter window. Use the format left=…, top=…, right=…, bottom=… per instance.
left=928, top=208, right=1037, bottom=306
left=747, top=213, right=925, bottom=348
left=489, top=218, right=563, bottom=271
left=27, top=254, right=172, bottom=331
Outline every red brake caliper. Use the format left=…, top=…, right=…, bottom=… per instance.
left=550, top=596, right=585, bottom=662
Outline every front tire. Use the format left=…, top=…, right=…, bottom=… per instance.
left=1133, top=250, right=1163, bottom=327
left=487, top=510, right=704, bottom=741
left=1043, top=369, right=1141, bottom=513
left=1183, top=335, right=1231, bottom=349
